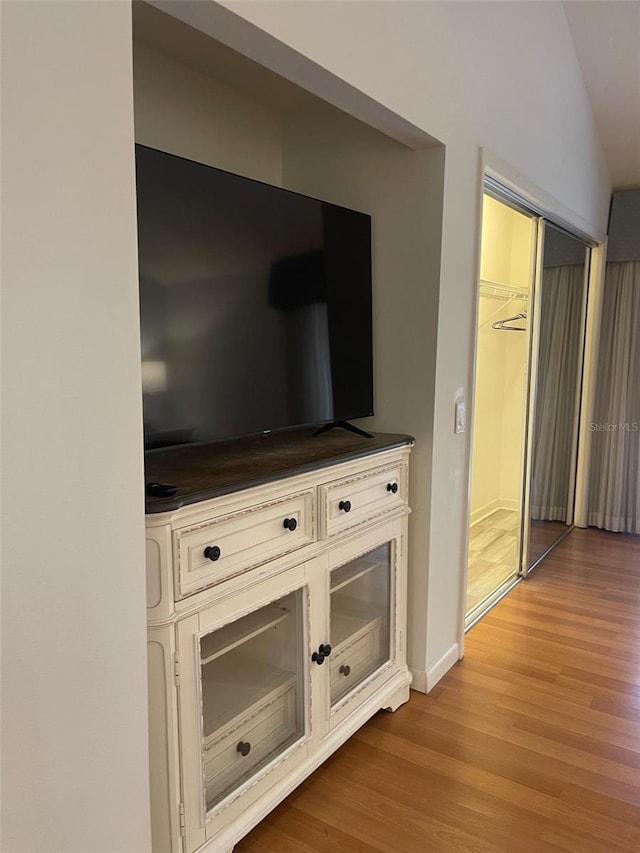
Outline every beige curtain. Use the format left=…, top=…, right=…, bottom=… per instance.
left=588, top=261, right=640, bottom=533
left=531, top=265, right=585, bottom=520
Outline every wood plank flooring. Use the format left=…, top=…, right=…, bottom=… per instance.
left=235, top=527, right=640, bottom=852
left=528, top=519, right=570, bottom=567
left=467, top=509, right=519, bottom=613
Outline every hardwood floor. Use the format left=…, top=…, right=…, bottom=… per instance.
left=235, top=528, right=640, bottom=852
left=528, top=518, right=570, bottom=566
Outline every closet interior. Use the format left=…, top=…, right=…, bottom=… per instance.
left=466, top=195, right=535, bottom=621
left=466, top=190, right=590, bottom=626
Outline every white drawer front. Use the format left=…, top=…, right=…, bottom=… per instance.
left=319, top=463, right=407, bottom=539
left=204, top=681, right=298, bottom=808
left=330, top=620, right=381, bottom=695
left=174, top=490, right=314, bottom=598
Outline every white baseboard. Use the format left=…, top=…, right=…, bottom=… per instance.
left=470, top=499, right=520, bottom=526
left=469, top=499, right=500, bottom=526
left=408, top=666, right=428, bottom=694
left=426, top=643, right=460, bottom=691
left=500, top=498, right=519, bottom=512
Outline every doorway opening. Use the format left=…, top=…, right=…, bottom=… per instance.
left=466, top=187, right=591, bottom=628
left=466, top=195, right=536, bottom=622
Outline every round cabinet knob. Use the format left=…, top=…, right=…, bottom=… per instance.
left=311, top=651, right=325, bottom=665
left=319, top=644, right=332, bottom=657
left=339, top=665, right=351, bottom=677
left=236, top=741, right=251, bottom=757
left=338, top=500, right=352, bottom=513
left=204, top=545, right=221, bottom=561
left=387, top=482, right=398, bottom=494
left=283, top=517, right=298, bottom=532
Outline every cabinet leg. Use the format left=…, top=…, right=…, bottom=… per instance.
left=381, top=683, right=410, bottom=713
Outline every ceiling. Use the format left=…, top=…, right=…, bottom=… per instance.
left=564, top=1, right=640, bottom=190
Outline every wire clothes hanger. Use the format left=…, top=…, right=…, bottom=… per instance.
left=479, top=294, right=522, bottom=331
left=492, top=312, right=527, bottom=331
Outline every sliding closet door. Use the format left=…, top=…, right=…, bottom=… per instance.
left=523, top=225, right=589, bottom=571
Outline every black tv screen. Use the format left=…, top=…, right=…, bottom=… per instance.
left=135, top=144, right=374, bottom=450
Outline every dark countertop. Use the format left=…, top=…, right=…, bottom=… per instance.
left=145, top=428, right=414, bottom=513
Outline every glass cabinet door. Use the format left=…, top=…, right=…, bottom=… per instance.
left=329, top=542, right=392, bottom=706
left=198, top=589, right=305, bottom=812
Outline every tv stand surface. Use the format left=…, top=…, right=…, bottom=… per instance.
left=312, top=420, right=374, bottom=439
left=144, top=428, right=413, bottom=513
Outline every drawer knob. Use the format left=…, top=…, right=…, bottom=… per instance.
left=338, top=499, right=352, bottom=513
left=312, top=643, right=332, bottom=665
left=236, top=741, right=251, bottom=757
left=204, top=545, right=221, bottom=562
left=283, top=517, right=298, bottom=532
left=339, top=664, right=351, bottom=677
left=387, top=482, right=398, bottom=494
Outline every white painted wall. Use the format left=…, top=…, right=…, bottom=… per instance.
left=470, top=301, right=529, bottom=520
left=472, top=200, right=528, bottom=521
left=134, top=42, right=284, bottom=184
left=472, top=198, right=533, bottom=518
left=480, top=196, right=533, bottom=291
left=282, top=103, right=444, bottom=677
left=510, top=213, right=535, bottom=291
left=219, top=1, right=610, bottom=226
left=1, top=3, right=150, bottom=851
left=470, top=297, right=507, bottom=517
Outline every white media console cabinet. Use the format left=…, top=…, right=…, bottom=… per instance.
left=145, top=430, right=413, bottom=853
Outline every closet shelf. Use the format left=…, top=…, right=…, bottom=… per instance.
left=479, top=279, right=528, bottom=301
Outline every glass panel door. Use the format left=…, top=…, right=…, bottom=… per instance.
left=199, top=589, right=305, bottom=811
left=525, top=226, right=589, bottom=569
left=329, top=542, right=391, bottom=706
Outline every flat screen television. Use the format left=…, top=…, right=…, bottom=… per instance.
left=135, top=144, right=373, bottom=451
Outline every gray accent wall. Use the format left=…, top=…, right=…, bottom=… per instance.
left=608, top=190, right=640, bottom=261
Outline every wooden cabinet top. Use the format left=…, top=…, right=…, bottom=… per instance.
left=145, top=429, right=413, bottom=513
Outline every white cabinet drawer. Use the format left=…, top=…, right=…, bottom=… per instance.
left=173, top=490, right=314, bottom=598
left=329, top=613, right=383, bottom=706
left=204, top=679, right=298, bottom=809
left=319, top=462, right=407, bottom=539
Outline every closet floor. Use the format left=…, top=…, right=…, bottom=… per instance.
left=466, top=508, right=519, bottom=614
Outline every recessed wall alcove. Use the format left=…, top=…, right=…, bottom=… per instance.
left=133, top=0, right=446, bottom=678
